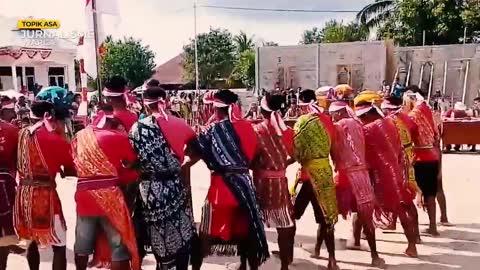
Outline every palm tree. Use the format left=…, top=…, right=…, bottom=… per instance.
left=356, top=0, right=396, bottom=29
left=234, top=31, right=254, bottom=54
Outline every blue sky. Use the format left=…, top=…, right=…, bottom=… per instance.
left=2, top=0, right=372, bottom=65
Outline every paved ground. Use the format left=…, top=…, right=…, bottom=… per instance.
left=6, top=153, right=480, bottom=269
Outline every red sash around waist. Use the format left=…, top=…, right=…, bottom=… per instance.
left=19, top=175, right=55, bottom=188
left=77, top=176, right=118, bottom=191
left=338, top=165, right=368, bottom=174
left=253, top=169, right=287, bottom=179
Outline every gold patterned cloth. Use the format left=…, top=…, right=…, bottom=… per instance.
left=391, top=111, right=418, bottom=194
left=293, top=114, right=338, bottom=225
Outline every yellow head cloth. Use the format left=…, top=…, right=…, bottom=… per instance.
left=335, top=84, right=353, bottom=97
left=354, top=90, right=383, bottom=107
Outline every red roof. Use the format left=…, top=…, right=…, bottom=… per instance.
left=152, top=54, right=187, bottom=85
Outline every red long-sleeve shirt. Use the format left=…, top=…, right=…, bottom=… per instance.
left=74, top=127, right=139, bottom=216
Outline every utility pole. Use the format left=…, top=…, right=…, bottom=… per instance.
left=194, top=0, right=199, bottom=92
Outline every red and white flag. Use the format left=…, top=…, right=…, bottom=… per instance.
left=77, top=0, right=120, bottom=116
left=79, top=0, right=120, bottom=78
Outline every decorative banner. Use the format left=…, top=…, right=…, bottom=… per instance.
left=39, top=50, right=52, bottom=59
left=25, top=50, right=38, bottom=59
left=0, top=46, right=52, bottom=60
left=9, top=49, right=23, bottom=59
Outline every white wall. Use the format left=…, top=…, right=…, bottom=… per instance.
left=0, top=51, right=76, bottom=92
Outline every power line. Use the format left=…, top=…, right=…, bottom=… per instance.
left=198, top=5, right=360, bottom=13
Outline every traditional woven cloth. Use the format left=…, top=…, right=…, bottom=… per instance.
left=252, top=121, right=294, bottom=228
left=0, top=170, right=16, bottom=246
left=73, top=127, right=140, bottom=270
left=0, top=121, right=18, bottom=246
left=331, top=118, right=378, bottom=232
left=194, top=119, right=269, bottom=265
left=293, top=114, right=338, bottom=226
left=391, top=111, right=418, bottom=194
left=129, top=116, right=195, bottom=268
left=14, top=128, right=65, bottom=246
left=410, top=104, right=436, bottom=145
left=362, top=117, right=415, bottom=227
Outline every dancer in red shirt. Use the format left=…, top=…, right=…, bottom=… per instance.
left=128, top=87, right=197, bottom=270
left=14, top=101, right=75, bottom=270
left=72, top=107, right=140, bottom=270
left=356, top=101, right=418, bottom=257
left=292, top=89, right=339, bottom=270
left=192, top=90, right=269, bottom=270
left=92, top=76, right=138, bottom=132
left=0, top=120, right=20, bottom=270
left=329, top=101, right=385, bottom=267
left=404, top=88, right=444, bottom=235
left=252, top=94, right=295, bottom=270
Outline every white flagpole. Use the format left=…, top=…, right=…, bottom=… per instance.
left=92, top=0, right=103, bottom=102
left=194, top=0, right=199, bottom=92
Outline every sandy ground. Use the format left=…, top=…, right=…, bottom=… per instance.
left=6, top=153, right=480, bottom=270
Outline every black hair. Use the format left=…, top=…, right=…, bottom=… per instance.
left=299, top=89, right=316, bottom=103
left=144, top=87, right=166, bottom=100
left=213, top=89, right=238, bottom=105
left=104, top=76, right=127, bottom=93
left=146, top=79, right=160, bottom=88
left=474, top=97, right=480, bottom=102
left=266, top=93, right=284, bottom=111
left=99, top=103, right=114, bottom=113
left=31, top=101, right=55, bottom=118
left=53, top=105, right=69, bottom=121
left=405, top=85, right=427, bottom=98
left=0, top=96, right=12, bottom=103
left=355, top=101, right=378, bottom=117
left=385, top=96, right=403, bottom=106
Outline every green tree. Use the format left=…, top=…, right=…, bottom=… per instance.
left=263, top=41, right=279, bottom=46
left=100, top=36, right=156, bottom=88
left=183, top=28, right=236, bottom=88
left=361, top=0, right=467, bottom=46
left=300, top=20, right=368, bottom=44
left=357, top=0, right=395, bottom=29
left=432, top=0, right=465, bottom=44
left=462, top=1, right=480, bottom=42
left=377, top=0, right=436, bottom=46
left=234, top=31, right=254, bottom=55
left=321, top=20, right=369, bottom=43
left=300, top=27, right=323, bottom=44
left=231, top=49, right=256, bottom=88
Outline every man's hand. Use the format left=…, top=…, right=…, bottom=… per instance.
left=122, top=159, right=140, bottom=170
left=286, top=157, right=296, bottom=166
left=416, top=192, right=425, bottom=211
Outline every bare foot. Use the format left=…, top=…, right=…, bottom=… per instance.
left=371, top=257, right=386, bottom=268
left=422, top=228, right=440, bottom=236
left=271, top=250, right=280, bottom=257
left=346, top=241, right=362, bottom=251
left=8, top=245, right=25, bottom=254
left=416, top=237, right=422, bottom=244
left=383, top=224, right=397, bottom=231
left=225, top=262, right=244, bottom=270
left=310, top=251, right=320, bottom=259
left=439, top=221, right=454, bottom=227
left=405, top=246, right=418, bottom=258
left=327, top=259, right=340, bottom=270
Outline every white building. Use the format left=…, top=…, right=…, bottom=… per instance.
left=0, top=16, right=77, bottom=93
